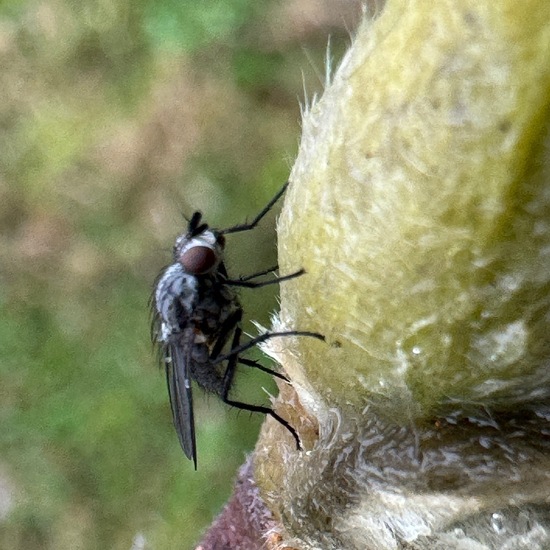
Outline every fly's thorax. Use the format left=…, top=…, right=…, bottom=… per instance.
left=193, top=281, right=240, bottom=338
left=174, top=228, right=225, bottom=276
left=155, top=263, right=198, bottom=342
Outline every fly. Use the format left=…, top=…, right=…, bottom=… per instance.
left=151, top=182, right=324, bottom=468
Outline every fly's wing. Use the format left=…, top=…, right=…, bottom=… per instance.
left=165, top=330, right=197, bottom=468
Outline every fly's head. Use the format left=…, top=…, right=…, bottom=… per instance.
left=174, top=212, right=226, bottom=276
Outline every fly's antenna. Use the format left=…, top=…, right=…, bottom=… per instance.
left=188, top=211, right=209, bottom=236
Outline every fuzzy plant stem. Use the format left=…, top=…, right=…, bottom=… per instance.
left=249, top=2, right=550, bottom=549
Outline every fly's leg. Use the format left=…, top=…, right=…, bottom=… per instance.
left=213, top=330, right=325, bottom=365
left=223, top=268, right=305, bottom=289
left=232, top=265, right=281, bottom=282
left=219, top=182, right=289, bottom=235
left=208, top=309, right=289, bottom=382
left=237, top=357, right=289, bottom=382
left=221, top=324, right=302, bottom=450
left=209, top=308, right=242, bottom=360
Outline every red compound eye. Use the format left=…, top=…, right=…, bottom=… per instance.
left=180, top=246, right=217, bottom=275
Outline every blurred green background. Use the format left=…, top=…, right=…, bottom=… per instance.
left=0, top=0, right=359, bottom=548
